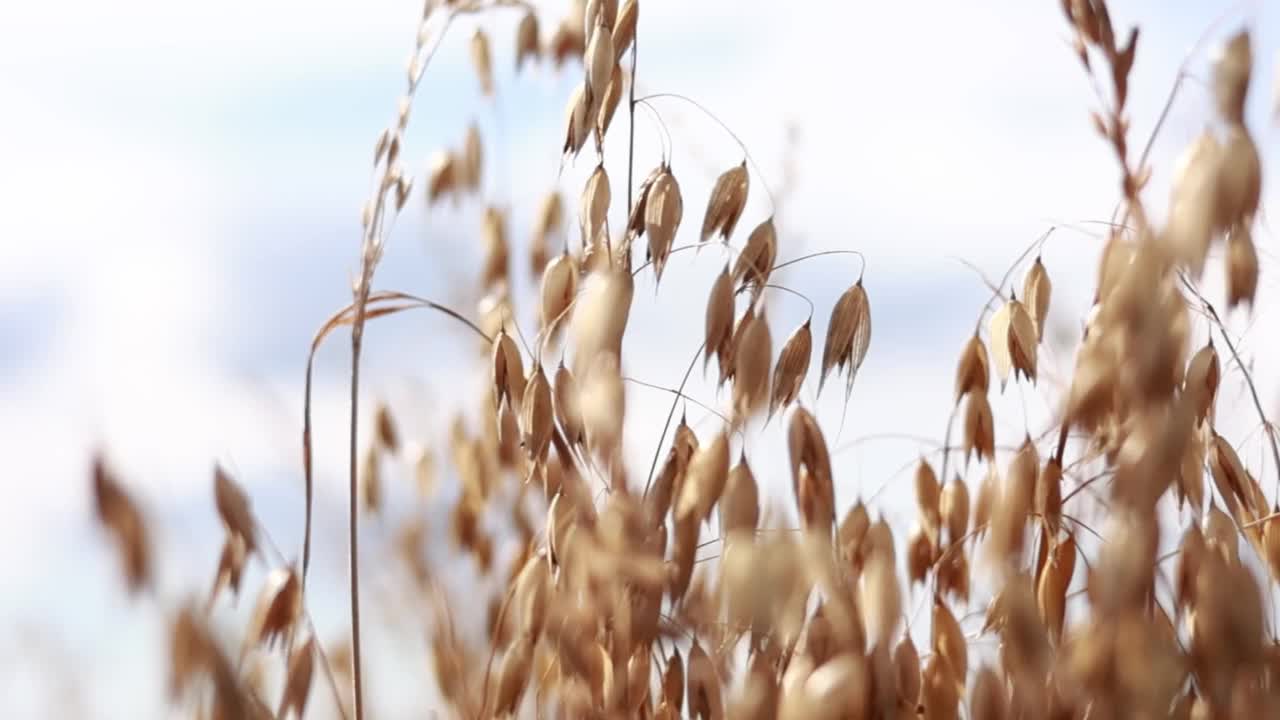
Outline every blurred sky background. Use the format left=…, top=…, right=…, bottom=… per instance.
left=2, top=0, right=1279, bottom=717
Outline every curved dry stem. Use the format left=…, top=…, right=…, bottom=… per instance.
left=636, top=92, right=777, bottom=213
left=772, top=249, right=866, bottom=279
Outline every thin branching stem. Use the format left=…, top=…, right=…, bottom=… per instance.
left=643, top=342, right=706, bottom=498
left=636, top=92, right=776, bottom=213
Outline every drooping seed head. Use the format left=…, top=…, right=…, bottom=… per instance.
left=700, top=161, right=750, bottom=242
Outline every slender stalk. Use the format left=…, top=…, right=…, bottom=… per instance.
left=348, top=314, right=367, bottom=720
left=643, top=342, right=706, bottom=497
left=626, top=29, right=638, bottom=217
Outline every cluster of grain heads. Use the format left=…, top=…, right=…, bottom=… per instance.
left=88, top=0, right=1280, bottom=718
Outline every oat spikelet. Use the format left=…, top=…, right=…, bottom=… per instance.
left=563, top=81, right=591, bottom=159
left=704, top=265, right=734, bottom=374
left=819, top=280, right=872, bottom=404
left=492, top=329, right=526, bottom=409
left=245, top=567, right=301, bottom=653
left=612, top=0, right=637, bottom=62
left=515, top=11, right=540, bottom=71
left=427, top=150, right=457, bottom=205
left=645, top=165, right=683, bottom=284
left=932, top=599, right=967, bottom=684
left=277, top=637, right=315, bottom=719
left=1227, top=222, right=1258, bottom=309
left=700, top=161, right=749, bottom=242
left=584, top=17, right=615, bottom=111
left=1022, top=256, right=1052, bottom=343
left=1212, top=30, right=1252, bottom=125
left=597, top=62, right=624, bottom=139
left=941, top=476, right=970, bottom=544
left=962, top=389, right=995, bottom=463
left=463, top=122, right=483, bottom=192
left=521, top=364, right=554, bottom=463
left=554, top=361, right=585, bottom=447
left=720, top=454, right=760, bottom=539
left=954, top=334, right=990, bottom=402
left=581, top=163, right=611, bottom=247
left=214, top=465, right=257, bottom=556
left=540, top=249, right=579, bottom=338
left=1185, top=340, right=1220, bottom=424
left=675, top=429, right=730, bottom=526
left=732, top=308, right=773, bottom=423
left=92, top=456, right=151, bottom=593
left=770, top=319, right=812, bottom=417
left=470, top=28, right=493, bottom=96
left=788, top=406, right=835, bottom=533
left=732, top=217, right=777, bottom=293
left=687, top=638, right=724, bottom=720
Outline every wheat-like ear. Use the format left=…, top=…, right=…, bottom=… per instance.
left=92, top=456, right=151, bottom=594
left=700, top=161, right=749, bottom=242
left=515, top=11, right=540, bottom=70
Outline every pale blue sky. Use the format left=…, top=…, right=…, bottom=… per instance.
left=2, top=1, right=1279, bottom=717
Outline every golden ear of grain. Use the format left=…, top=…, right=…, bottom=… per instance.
left=539, top=250, right=579, bottom=339
left=769, top=319, right=812, bottom=417
left=470, top=28, right=493, bottom=96
left=969, top=666, right=1007, bottom=720
left=481, top=205, right=510, bottom=290
left=802, top=654, right=870, bottom=717
left=860, top=553, right=901, bottom=647
left=921, top=653, right=959, bottom=720
left=699, top=161, right=750, bottom=242
left=704, top=265, right=735, bottom=374
left=676, top=430, right=730, bottom=527
left=1165, top=131, right=1223, bottom=275
left=571, top=264, right=634, bottom=372
left=427, top=150, right=457, bottom=204
left=645, top=167, right=683, bottom=283
left=940, top=476, right=970, bottom=544
left=463, top=122, right=483, bottom=192
left=1006, top=298, right=1037, bottom=384
left=788, top=406, right=835, bottom=534
left=1227, top=222, right=1259, bottom=310
left=1036, top=533, right=1075, bottom=645
left=521, top=364, right=554, bottom=463
left=732, top=309, right=773, bottom=423
left=1035, top=458, right=1062, bottom=541
left=214, top=465, right=258, bottom=556
left=989, top=300, right=1014, bottom=388
left=954, top=334, right=990, bottom=402
left=627, top=164, right=664, bottom=238
left=1212, top=30, right=1252, bottom=125
left=211, top=534, right=248, bottom=605
left=1185, top=340, right=1220, bottom=424
left=494, top=635, right=535, bottom=715
left=563, top=81, right=591, bottom=158
left=962, top=389, right=995, bottom=463
left=819, top=280, right=870, bottom=397
left=688, top=638, right=724, bottom=720
left=662, top=648, right=685, bottom=711
left=597, top=62, right=624, bottom=139
left=491, top=329, right=526, bottom=409
left=277, top=637, right=315, bottom=720
left=612, top=0, right=637, bottom=61
left=552, top=361, right=585, bottom=448
left=580, top=163, right=612, bottom=247
left=579, top=351, right=626, bottom=458
left=938, top=549, right=970, bottom=604
left=515, top=11, right=541, bottom=71
left=721, top=455, right=760, bottom=538
left=907, top=526, right=933, bottom=587
left=245, top=567, right=301, bottom=653
left=584, top=18, right=615, bottom=105
left=1022, top=256, right=1052, bottom=343
left=373, top=401, right=399, bottom=454
left=93, top=457, right=151, bottom=593
left=1217, top=125, right=1261, bottom=230
left=915, top=459, right=941, bottom=545
left=932, top=599, right=967, bottom=685
left=732, top=217, right=778, bottom=293
left=360, top=445, right=381, bottom=514
left=536, top=190, right=564, bottom=245
left=584, top=0, right=618, bottom=36
left=893, top=636, right=922, bottom=707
